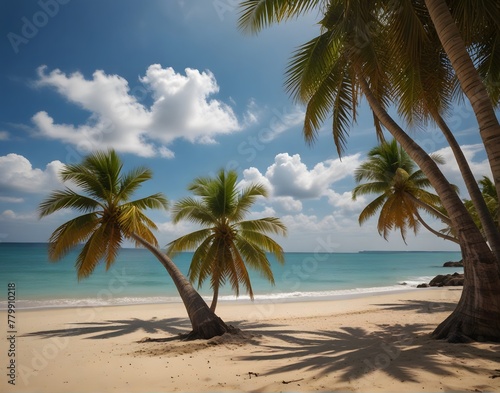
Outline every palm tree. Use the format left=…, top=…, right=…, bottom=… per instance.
left=382, top=0, right=500, bottom=265
left=353, top=140, right=457, bottom=244
left=423, top=0, right=500, bottom=218
left=463, top=176, right=499, bottom=237
left=238, top=0, right=500, bottom=342
left=167, top=169, right=287, bottom=312
left=38, top=150, right=230, bottom=339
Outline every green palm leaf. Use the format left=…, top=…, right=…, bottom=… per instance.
left=39, top=150, right=167, bottom=279
left=168, top=169, right=286, bottom=311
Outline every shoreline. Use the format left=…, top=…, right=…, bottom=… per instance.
left=0, top=285, right=437, bottom=312
left=3, top=287, right=498, bottom=392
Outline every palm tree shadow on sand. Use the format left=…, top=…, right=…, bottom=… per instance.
left=232, top=320, right=500, bottom=384
left=22, top=299, right=500, bottom=383
left=22, top=317, right=193, bottom=341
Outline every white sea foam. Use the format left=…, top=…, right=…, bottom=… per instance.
left=0, top=282, right=429, bottom=310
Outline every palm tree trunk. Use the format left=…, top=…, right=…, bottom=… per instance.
left=413, top=209, right=458, bottom=244
left=424, top=0, right=500, bottom=225
left=130, top=233, right=230, bottom=339
left=357, top=70, right=500, bottom=342
left=431, top=111, right=500, bottom=263
left=210, top=285, right=219, bottom=312
left=404, top=192, right=452, bottom=226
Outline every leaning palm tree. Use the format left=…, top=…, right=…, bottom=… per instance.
left=38, top=150, right=230, bottom=339
left=167, top=169, right=287, bottom=312
left=353, top=140, right=457, bottom=244
left=424, top=0, right=500, bottom=214
left=238, top=0, right=500, bottom=342
left=382, top=0, right=500, bottom=263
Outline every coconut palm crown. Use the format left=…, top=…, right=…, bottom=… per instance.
left=352, top=140, right=456, bottom=243
left=167, top=169, right=287, bottom=311
left=38, top=149, right=169, bottom=279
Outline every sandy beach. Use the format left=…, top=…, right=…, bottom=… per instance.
left=2, top=288, right=499, bottom=392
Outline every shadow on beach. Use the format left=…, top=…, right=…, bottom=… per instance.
left=22, top=299, right=500, bottom=385
left=22, top=316, right=192, bottom=340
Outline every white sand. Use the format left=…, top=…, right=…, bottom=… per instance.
left=2, top=288, right=499, bottom=392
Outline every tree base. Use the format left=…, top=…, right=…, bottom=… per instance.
left=182, top=315, right=236, bottom=340
left=432, top=308, right=500, bottom=343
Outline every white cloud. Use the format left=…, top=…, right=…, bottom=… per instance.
left=32, top=65, right=242, bottom=157
left=140, top=65, right=240, bottom=144
left=0, top=131, right=9, bottom=140
left=432, top=144, right=492, bottom=196
left=0, top=154, right=64, bottom=194
left=242, top=152, right=362, bottom=200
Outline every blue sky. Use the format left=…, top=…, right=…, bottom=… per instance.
left=0, top=0, right=491, bottom=252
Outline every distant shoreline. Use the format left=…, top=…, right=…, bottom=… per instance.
left=0, top=242, right=461, bottom=254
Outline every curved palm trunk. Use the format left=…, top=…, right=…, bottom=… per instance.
left=413, top=209, right=458, bottom=244
left=130, top=233, right=229, bottom=340
left=357, top=71, right=500, bottom=342
left=210, top=285, right=219, bottom=312
left=432, top=112, right=500, bottom=263
left=424, top=0, right=500, bottom=226
left=405, top=192, right=452, bottom=226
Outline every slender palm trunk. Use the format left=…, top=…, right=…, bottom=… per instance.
left=405, top=192, right=452, bottom=226
left=432, top=112, right=500, bottom=262
left=357, top=71, right=500, bottom=341
left=424, top=0, right=500, bottom=225
left=210, top=285, right=219, bottom=312
left=130, top=233, right=230, bottom=339
left=413, top=209, right=458, bottom=244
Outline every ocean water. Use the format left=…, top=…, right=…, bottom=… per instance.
left=0, top=243, right=463, bottom=310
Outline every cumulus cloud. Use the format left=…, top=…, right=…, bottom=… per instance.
left=242, top=152, right=362, bottom=200
left=32, top=65, right=242, bottom=157
left=432, top=144, right=492, bottom=196
left=0, top=154, right=64, bottom=194
left=434, top=144, right=491, bottom=178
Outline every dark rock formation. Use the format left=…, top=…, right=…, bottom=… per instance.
left=428, top=272, right=464, bottom=287
left=417, top=283, right=429, bottom=288
left=443, top=260, right=463, bottom=267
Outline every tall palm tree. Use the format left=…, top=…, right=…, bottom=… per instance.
left=238, top=0, right=500, bottom=342
left=167, top=169, right=287, bottom=312
left=423, top=0, right=500, bottom=217
left=38, top=150, right=230, bottom=339
left=353, top=140, right=457, bottom=244
left=382, top=0, right=500, bottom=264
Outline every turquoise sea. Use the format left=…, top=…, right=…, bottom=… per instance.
left=0, top=243, right=463, bottom=310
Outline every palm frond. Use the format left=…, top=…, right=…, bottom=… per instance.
left=167, top=228, right=214, bottom=256
left=74, top=225, right=109, bottom=280
left=122, top=193, right=169, bottom=211
left=117, top=167, right=154, bottom=202
left=238, top=217, right=287, bottom=236
left=238, top=0, right=323, bottom=34
left=47, top=213, right=99, bottom=260
left=38, top=189, right=101, bottom=218
left=171, top=197, right=216, bottom=226
left=358, top=194, right=387, bottom=225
